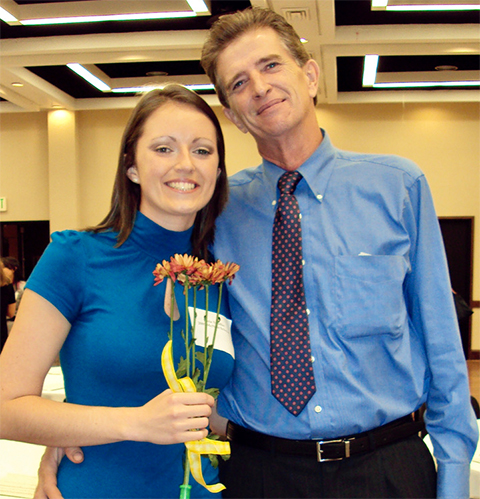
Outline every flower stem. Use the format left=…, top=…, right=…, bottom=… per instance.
left=180, top=450, right=191, bottom=499
left=179, top=485, right=191, bottom=499
left=204, top=282, right=223, bottom=387
left=203, top=285, right=209, bottom=391
left=191, top=287, right=197, bottom=377
left=184, top=277, right=190, bottom=377
left=169, top=278, right=175, bottom=341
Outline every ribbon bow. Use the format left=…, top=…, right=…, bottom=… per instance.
left=161, top=340, right=230, bottom=493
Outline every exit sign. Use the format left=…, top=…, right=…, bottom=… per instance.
left=0, top=197, right=7, bottom=212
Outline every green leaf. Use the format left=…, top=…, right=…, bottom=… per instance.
left=208, top=454, right=219, bottom=469
left=176, top=357, right=187, bottom=378
left=191, top=368, right=201, bottom=385
left=195, top=351, right=206, bottom=367
left=204, top=387, right=220, bottom=399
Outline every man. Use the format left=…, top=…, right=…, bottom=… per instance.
left=201, top=7, right=477, bottom=499
left=36, top=7, right=477, bottom=499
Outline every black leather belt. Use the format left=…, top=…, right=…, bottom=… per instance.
left=226, top=415, right=424, bottom=462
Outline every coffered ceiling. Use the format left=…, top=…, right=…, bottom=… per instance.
left=0, top=0, right=479, bottom=112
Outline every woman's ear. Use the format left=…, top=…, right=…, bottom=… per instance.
left=126, top=166, right=140, bottom=184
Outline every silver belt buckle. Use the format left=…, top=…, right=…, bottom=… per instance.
left=316, top=439, right=351, bottom=462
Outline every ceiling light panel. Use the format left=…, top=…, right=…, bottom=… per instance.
left=372, top=0, right=480, bottom=11
left=3, top=0, right=211, bottom=26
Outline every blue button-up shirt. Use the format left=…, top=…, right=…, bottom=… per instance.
left=214, top=130, right=478, bottom=499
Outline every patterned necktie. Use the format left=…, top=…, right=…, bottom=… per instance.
left=270, top=171, right=316, bottom=416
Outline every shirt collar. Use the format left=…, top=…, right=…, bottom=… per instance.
left=128, top=211, right=193, bottom=259
left=261, top=129, right=336, bottom=202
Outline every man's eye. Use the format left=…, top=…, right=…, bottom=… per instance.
left=232, top=80, right=244, bottom=91
left=266, top=62, right=278, bottom=69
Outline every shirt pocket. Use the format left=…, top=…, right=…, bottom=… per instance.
left=334, top=255, right=408, bottom=338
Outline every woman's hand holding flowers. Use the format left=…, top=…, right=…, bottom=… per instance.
left=128, top=389, right=215, bottom=445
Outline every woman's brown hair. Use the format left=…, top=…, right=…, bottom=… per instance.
left=89, top=84, right=228, bottom=260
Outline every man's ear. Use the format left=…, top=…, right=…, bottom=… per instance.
left=303, top=59, right=320, bottom=99
left=223, top=107, right=249, bottom=134
left=126, top=166, right=140, bottom=184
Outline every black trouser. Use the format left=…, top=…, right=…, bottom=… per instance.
left=219, top=434, right=436, bottom=498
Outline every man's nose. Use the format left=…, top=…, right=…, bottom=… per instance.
left=251, top=72, right=271, bottom=98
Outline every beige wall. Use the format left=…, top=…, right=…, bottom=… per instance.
left=1, top=102, right=479, bottom=346
left=0, top=112, right=49, bottom=220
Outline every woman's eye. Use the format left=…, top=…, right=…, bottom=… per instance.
left=155, top=146, right=171, bottom=153
left=195, top=148, right=212, bottom=156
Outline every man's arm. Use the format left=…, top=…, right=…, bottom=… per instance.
left=404, top=174, right=478, bottom=499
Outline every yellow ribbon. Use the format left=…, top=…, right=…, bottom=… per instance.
left=161, top=340, right=231, bottom=493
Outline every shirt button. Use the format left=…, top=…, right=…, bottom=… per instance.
left=311, top=355, right=315, bottom=363
left=299, top=213, right=302, bottom=219
left=317, top=194, right=323, bottom=201
left=272, top=200, right=276, bottom=206
left=302, top=259, right=306, bottom=266
left=306, top=309, right=311, bottom=315
left=314, top=406, right=322, bottom=413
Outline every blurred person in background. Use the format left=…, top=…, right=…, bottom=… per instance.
left=0, top=260, right=16, bottom=352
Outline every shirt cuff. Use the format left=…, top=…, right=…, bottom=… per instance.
left=436, top=461, right=470, bottom=499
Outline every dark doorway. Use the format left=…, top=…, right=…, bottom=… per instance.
left=1, top=221, right=50, bottom=281
left=438, top=217, right=474, bottom=359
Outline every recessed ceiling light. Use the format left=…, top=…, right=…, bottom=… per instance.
left=21, top=11, right=197, bottom=26
left=373, top=81, right=480, bottom=88
left=111, top=84, right=215, bottom=94
left=372, top=0, right=480, bottom=11
left=363, top=55, right=379, bottom=86
left=0, top=6, right=17, bottom=23
left=11, top=82, right=24, bottom=87
left=67, top=64, right=111, bottom=92
left=435, top=65, right=459, bottom=71
left=146, top=71, right=169, bottom=77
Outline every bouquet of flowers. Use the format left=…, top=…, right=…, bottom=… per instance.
left=153, top=254, right=239, bottom=498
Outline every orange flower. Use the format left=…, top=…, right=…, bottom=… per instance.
left=154, top=255, right=239, bottom=287
left=153, top=254, right=211, bottom=288
left=153, top=260, right=175, bottom=285
left=210, top=260, right=240, bottom=285
left=170, top=254, right=199, bottom=274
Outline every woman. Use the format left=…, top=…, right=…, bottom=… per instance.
left=0, top=260, right=16, bottom=352
left=0, top=85, right=233, bottom=498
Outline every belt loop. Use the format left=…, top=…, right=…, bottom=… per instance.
left=367, top=431, right=376, bottom=452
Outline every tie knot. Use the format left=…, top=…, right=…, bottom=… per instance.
left=278, top=171, right=302, bottom=195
